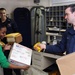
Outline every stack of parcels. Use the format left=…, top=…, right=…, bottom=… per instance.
left=56, top=52, right=75, bottom=75
left=8, top=43, right=32, bottom=66
left=5, top=33, right=22, bottom=43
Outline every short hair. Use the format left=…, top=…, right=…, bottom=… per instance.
left=66, top=4, right=75, bottom=13
left=0, top=24, right=6, bottom=30
left=0, top=8, right=6, bottom=11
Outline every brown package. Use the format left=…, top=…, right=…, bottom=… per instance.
left=5, top=33, right=22, bottom=43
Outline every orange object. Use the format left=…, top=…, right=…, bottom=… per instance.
left=33, top=42, right=41, bottom=52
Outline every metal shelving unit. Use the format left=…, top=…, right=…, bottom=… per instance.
left=45, top=5, right=71, bottom=44
left=46, top=5, right=68, bottom=29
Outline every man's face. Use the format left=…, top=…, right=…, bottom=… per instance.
left=0, top=27, right=6, bottom=39
left=65, top=7, right=75, bottom=24
left=0, top=10, right=7, bottom=19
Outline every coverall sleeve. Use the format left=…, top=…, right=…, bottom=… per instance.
left=11, top=19, right=18, bottom=32
left=0, top=46, right=10, bottom=68
left=45, top=31, right=67, bottom=54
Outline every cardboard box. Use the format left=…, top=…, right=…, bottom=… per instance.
left=8, top=43, right=32, bottom=66
left=56, top=52, right=75, bottom=75
left=5, top=33, right=22, bottom=43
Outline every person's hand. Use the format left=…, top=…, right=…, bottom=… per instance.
left=3, top=44, right=12, bottom=50
left=38, top=43, right=46, bottom=50
left=22, top=65, right=30, bottom=70
left=9, top=63, right=30, bottom=70
left=33, top=43, right=46, bottom=52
